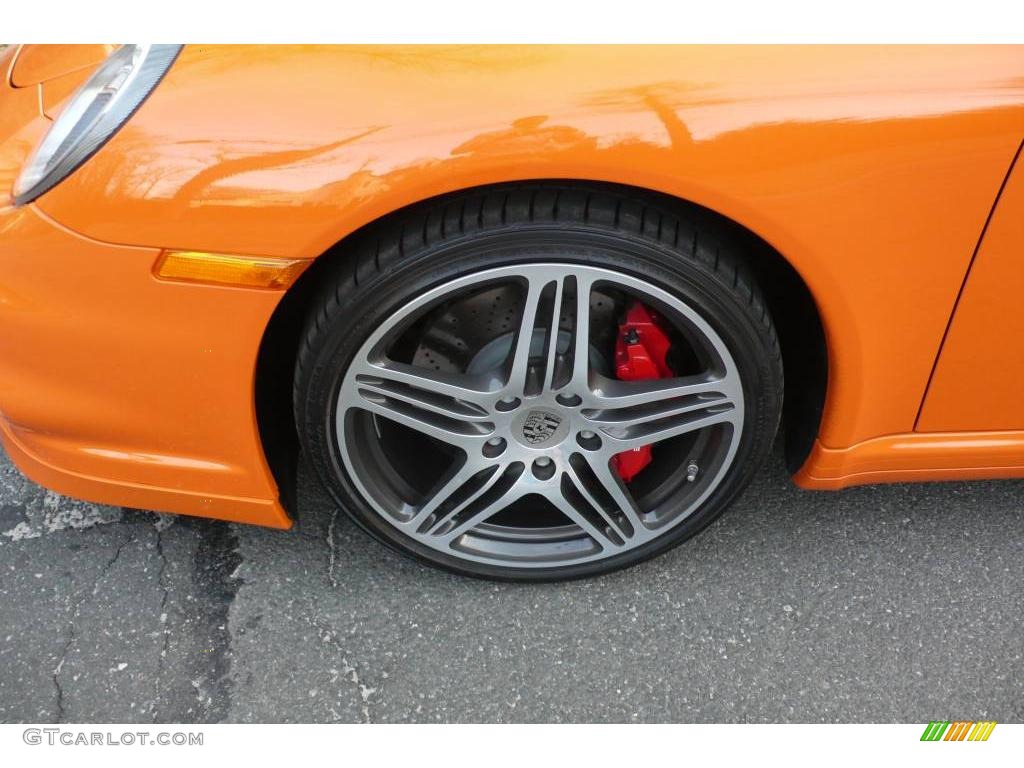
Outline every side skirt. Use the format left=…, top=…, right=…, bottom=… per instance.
left=795, top=431, right=1024, bottom=489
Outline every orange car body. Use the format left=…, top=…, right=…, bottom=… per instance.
left=0, top=44, right=1022, bottom=529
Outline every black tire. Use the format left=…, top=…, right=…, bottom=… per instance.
left=294, top=183, right=783, bottom=581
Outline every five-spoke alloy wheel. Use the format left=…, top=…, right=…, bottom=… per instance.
left=295, top=185, right=782, bottom=580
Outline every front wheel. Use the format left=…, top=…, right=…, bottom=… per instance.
left=295, top=185, right=783, bottom=580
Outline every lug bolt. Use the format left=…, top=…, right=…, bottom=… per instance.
left=556, top=392, right=582, bottom=407
left=532, top=456, right=556, bottom=480
left=495, top=397, right=521, bottom=412
left=482, top=437, right=507, bottom=459
left=581, top=430, right=595, bottom=439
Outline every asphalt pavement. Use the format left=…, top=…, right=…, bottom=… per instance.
left=0, top=442, right=1021, bottom=723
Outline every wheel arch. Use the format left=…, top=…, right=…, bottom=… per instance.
left=255, top=180, right=827, bottom=517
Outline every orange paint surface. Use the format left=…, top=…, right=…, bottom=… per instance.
left=0, top=204, right=290, bottom=527
left=0, top=44, right=1023, bottom=520
left=9, top=44, right=113, bottom=88
left=917, top=146, right=1024, bottom=432
left=796, top=431, right=1024, bottom=489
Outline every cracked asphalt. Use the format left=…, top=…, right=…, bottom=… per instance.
left=0, top=442, right=1021, bottom=723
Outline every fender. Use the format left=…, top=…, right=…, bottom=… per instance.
left=29, top=44, right=1024, bottom=453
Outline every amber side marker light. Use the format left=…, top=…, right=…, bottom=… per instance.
left=155, top=251, right=311, bottom=289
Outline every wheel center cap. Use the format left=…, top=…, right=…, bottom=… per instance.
left=512, top=408, right=569, bottom=448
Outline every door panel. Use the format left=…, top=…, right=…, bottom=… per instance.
left=918, top=144, right=1024, bottom=431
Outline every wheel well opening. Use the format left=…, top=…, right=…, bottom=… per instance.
left=255, top=180, right=828, bottom=517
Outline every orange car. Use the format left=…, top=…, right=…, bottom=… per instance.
left=1, top=44, right=1022, bottom=579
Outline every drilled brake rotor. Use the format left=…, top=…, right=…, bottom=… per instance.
left=411, top=283, right=620, bottom=375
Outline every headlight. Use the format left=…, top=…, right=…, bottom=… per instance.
left=13, top=44, right=181, bottom=206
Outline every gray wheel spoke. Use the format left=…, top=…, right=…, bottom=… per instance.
left=506, top=272, right=593, bottom=398
left=355, top=376, right=493, bottom=423
left=600, top=407, right=738, bottom=451
left=589, top=373, right=739, bottom=409
left=565, top=274, right=593, bottom=395
left=541, top=278, right=565, bottom=393
left=584, top=372, right=741, bottom=449
left=567, top=454, right=647, bottom=537
left=356, top=359, right=499, bottom=409
left=546, top=480, right=628, bottom=552
left=416, top=461, right=509, bottom=537
left=399, top=459, right=487, bottom=531
left=585, top=391, right=734, bottom=427
left=351, top=387, right=495, bottom=450
left=435, top=465, right=527, bottom=543
left=506, top=276, right=548, bottom=396
left=559, top=456, right=647, bottom=546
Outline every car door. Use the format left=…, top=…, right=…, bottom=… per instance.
left=917, top=141, right=1024, bottom=431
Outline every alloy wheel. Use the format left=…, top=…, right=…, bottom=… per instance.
left=335, top=263, right=745, bottom=569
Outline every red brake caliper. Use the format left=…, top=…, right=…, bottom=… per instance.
left=612, top=302, right=674, bottom=482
